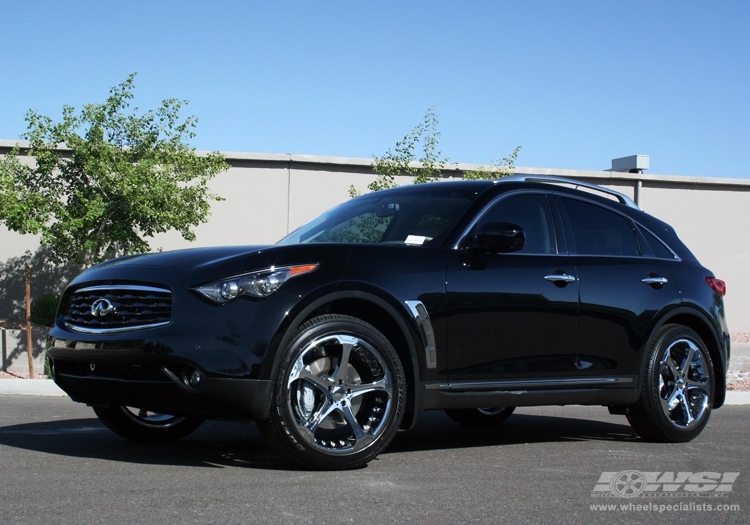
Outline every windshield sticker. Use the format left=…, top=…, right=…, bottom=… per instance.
left=405, top=235, right=428, bottom=245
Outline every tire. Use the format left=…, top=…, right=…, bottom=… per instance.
left=445, top=407, right=515, bottom=428
left=627, top=324, right=714, bottom=442
left=258, top=314, right=407, bottom=470
left=93, top=405, right=204, bottom=443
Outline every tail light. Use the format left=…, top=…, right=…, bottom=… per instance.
left=705, top=277, right=726, bottom=296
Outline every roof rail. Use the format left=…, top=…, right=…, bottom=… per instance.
left=500, top=175, right=640, bottom=209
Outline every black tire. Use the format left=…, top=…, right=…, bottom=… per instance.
left=93, top=405, right=204, bottom=443
left=627, top=324, right=714, bottom=442
left=445, top=407, right=515, bottom=428
left=258, top=314, right=406, bottom=470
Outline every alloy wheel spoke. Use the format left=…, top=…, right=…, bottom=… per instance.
left=348, top=377, right=389, bottom=398
left=680, top=344, right=696, bottom=376
left=339, top=403, right=376, bottom=452
left=339, top=403, right=365, bottom=439
left=677, top=392, right=694, bottom=424
left=686, top=377, right=707, bottom=390
left=662, top=355, right=680, bottom=381
left=296, top=367, right=333, bottom=394
left=302, top=398, right=336, bottom=434
left=666, top=386, right=682, bottom=411
left=333, top=337, right=357, bottom=384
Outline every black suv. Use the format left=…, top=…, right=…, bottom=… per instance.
left=48, top=176, right=730, bottom=469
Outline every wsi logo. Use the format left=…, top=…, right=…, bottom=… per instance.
left=592, top=471, right=740, bottom=498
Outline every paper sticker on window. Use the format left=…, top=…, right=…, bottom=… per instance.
left=405, top=235, right=428, bottom=245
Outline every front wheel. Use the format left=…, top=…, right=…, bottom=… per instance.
left=258, top=315, right=406, bottom=470
left=93, top=405, right=204, bottom=443
left=445, top=407, right=515, bottom=428
left=627, top=324, right=714, bottom=442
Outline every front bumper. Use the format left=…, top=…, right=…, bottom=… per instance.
left=48, top=352, right=273, bottom=421
left=46, top=288, right=295, bottom=421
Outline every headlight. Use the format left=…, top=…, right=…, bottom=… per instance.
left=194, top=263, right=319, bottom=303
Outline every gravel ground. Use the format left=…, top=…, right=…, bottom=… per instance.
left=728, top=333, right=750, bottom=389
left=726, top=372, right=750, bottom=391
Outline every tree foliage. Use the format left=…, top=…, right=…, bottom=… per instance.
left=351, top=107, right=521, bottom=197
left=30, top=293, right=60, bottom=327
left=0, top=73, right=228, bottom=266
left=463, top=146, right=522, bottom=180
left=349, top=107, right=447, bottom=198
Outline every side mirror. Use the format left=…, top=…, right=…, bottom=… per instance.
left=473, top=222, right=525, bottom=253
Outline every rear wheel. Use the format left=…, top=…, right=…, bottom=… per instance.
left=93, top=405, right=204, bottom=443
left=259, top=315, right=406, bottom=470
left=627, top=324, right=714, bottom=442
left=445, top=407, right=515, bottom=428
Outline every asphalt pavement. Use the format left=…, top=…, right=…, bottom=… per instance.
left=1, top=396, right=747, bottom=524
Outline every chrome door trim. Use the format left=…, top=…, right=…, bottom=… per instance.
left=642, top=276, right=669, bottom=285
left=544, top=273, right=576, bottom=283
left=425, top=376, right=634, bottom=391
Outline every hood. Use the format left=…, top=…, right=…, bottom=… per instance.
left=90, top=246, right=271, bottom=271
left=73, top=245, right=277, bottom=287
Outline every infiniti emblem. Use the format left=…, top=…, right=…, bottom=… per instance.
left=91, top=298, right=116, bottom=318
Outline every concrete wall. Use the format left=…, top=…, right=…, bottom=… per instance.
left=1, top=327, right=47, bottom=375
left=2, top=140, right=749, bottom=333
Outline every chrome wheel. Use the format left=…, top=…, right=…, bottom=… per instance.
left=287, top=333, right=394, bottom=455
left=260, top=315, right=406, bottom=470
left=445, top=406, right=515, bottom=428
left=120, top=407, right=188, bottom=428
left=477, top=407, right=509, bottom=416
left=627, top=324, right=714, bottom=443
left=657, top=338, right=710, bottom=430
left=93, top=405, right=204, bottom=442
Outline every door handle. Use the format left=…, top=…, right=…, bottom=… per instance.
left=642, top=276, right=668, bottom=285
left=545, top=273, right=576, bottom=283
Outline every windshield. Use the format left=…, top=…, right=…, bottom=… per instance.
left=278, top=186, right=482, bottom=246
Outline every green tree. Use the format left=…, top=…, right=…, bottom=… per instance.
left=30, top=293, right=60, bottom=327
left=463, top=146, right=522, bottom=180
left=351, top=107, right=521, bottom=197
left=350, top=107, right=447, bottom=197
left=0, top=73, right=228, bottom=266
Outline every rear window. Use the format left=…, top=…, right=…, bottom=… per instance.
left=638, top=225, right=677, bottom=259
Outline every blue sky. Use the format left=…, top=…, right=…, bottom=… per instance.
left=1, top=1, right=748, bottom=178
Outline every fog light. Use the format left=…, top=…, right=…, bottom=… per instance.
left=183, top=368, right=202, bottom=389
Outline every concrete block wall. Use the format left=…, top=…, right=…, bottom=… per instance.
left=2, top=140, right=749, bottom=332
left=1, top=327, right=48, bottom=375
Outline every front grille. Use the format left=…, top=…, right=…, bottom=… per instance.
left=64, top=285, right=173, bottom=333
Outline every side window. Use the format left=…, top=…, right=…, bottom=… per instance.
left=562, top=198, right=640, bottom=256
left=638, top=225, right=677, bottom=259
left=473, top=194, right=557, bottom=254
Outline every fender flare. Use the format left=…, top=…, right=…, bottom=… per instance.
left=263, top=288, right=424, bottom=419
left=640, top=305, right=727, bottom=407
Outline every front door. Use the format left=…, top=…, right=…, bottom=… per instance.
left=445, top=193, right=579, bottom=383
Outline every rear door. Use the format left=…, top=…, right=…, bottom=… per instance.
left=558, top=196, right=682, bottom=382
